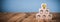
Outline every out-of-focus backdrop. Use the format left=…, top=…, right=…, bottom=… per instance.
left=0, top=0, right=60, bottom=12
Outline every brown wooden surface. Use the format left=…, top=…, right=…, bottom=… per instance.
left=0, top=12, right=60, bottom=22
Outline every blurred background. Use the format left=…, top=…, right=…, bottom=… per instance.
left=0, top=0, right=60, bottom=12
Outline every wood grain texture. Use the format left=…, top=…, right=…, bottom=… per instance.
left=0, top=12, right=60, bottom=22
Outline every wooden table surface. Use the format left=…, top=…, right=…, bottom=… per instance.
left=0, top=12, right=60, bottom=22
